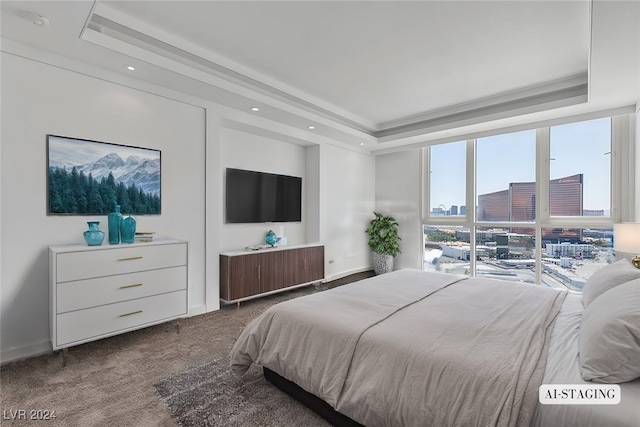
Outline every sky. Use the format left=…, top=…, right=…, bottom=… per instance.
left=429, top=117, right=611, bottom=213
left=48, top=135, right=159, bottom=168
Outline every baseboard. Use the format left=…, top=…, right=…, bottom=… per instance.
left=1, top=340, right=52, bottom=366
left=324, top=266, right=373, bottom=282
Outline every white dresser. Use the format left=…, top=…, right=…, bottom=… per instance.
left=49, top=239, right=188, bottom=355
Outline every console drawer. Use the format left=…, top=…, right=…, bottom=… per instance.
left=56, top=266, right=187, bottom=313
left=56, top=243, right=187, bottom=282
left=55, top=290, right=187, bottom=348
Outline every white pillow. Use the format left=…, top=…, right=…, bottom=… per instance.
left=579, top=279, right=640, bottom=383
left=581, top=259, right=640, bottom=307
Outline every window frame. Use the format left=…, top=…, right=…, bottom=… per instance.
left=422, top=114, right=633, bottom=284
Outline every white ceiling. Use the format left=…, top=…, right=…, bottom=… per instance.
left=100, top=0, right=591, bottom=126
left=1, top=1, right=639, bottom=152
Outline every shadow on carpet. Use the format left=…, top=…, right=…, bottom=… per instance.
left=154, top=356, right=331, bottom=427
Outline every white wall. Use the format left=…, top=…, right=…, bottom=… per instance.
left=0, top=53, right=206, bottom=362
left=322, top=144, right=375, bottom=279
left=217, top=127, right=375, bottom=279
left=218, top=126, right=307, bottom=251
left=636, top=105, right=640, bottom=220
left=375, top=149, right=423, bottom=271
left=305, top=145, right=321, bottom=243
left=0, top=48, right=378, bottom=363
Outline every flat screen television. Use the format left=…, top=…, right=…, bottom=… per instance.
left=225, top=168, right=302, bottom=223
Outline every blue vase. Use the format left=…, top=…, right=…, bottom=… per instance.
left=265, top=229, right=277, bottom=247
left=108, top=204, right=123, bottom=244
left=83, top=221, right=105, bottom=246
left=121, top=216, right=136, bottom=244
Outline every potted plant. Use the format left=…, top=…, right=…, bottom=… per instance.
left=365, top=212, right=401, bottom=275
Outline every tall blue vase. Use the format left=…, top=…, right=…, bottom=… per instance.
left=108, top=205, right=123, bottom=244
left=121, top=215, right=136, bottom=244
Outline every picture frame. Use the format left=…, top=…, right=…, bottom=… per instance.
left=47, top=135, right=161, bottom=215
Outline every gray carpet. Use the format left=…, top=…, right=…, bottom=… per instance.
left=1, top=271, right=373, bottom=426
left=154, top=356, right=330, bottom=427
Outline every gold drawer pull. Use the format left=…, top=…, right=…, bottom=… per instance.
left=117, top=256, right=143, bottom=261
left=119, top=310, right=142, bottom=317
left=119, top=283, right=143, bottom=289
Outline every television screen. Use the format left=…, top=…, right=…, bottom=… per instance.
left=225, top=168, right=302, bottom=223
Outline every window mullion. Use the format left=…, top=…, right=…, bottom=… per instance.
left=537, top=128, right=550, bottom=225
left=422, top=146, right=430, bottom=223
left=468, top=139, right=476, bottom=275
left=535, top=127, right=550, bottom=284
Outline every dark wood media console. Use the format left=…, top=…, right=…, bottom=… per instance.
left=220, top=243, right=324, bottom=303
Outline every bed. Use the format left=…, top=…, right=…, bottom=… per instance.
left=231, top=266, right=640, bottom=426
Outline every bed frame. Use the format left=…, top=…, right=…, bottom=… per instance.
left=263, top=367, right=363, bottom=427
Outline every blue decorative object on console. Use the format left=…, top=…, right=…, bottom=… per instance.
left=83, top=221, right=105, bottom=246
left=121, top=216, right=136, bottom=244
left=108, top=204, right=123, bottom=244
left=265, top=229, right=277, bottom=247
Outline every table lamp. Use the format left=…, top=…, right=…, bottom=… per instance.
left=614, top=223, right=640, bottom=268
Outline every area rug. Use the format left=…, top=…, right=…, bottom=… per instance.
left=154, top=355, right=331, bottom=427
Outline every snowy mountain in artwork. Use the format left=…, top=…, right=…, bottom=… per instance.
left=64, top=152, right=160, bottom=196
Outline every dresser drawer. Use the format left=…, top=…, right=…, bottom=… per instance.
left=56, top=243, right=187, bottom=282
left=56, top=266, right=187, bottom=313
left=55, top=290, right=187, bottom=348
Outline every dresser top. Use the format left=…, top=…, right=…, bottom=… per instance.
left=220, top=242, right=323, bottom=256
left=49, top=238, right=187, bottom=253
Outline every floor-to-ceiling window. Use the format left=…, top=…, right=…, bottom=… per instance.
left=423, top=115, right=630, bottom=291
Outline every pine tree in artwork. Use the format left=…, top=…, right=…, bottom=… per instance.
left=117, top=182, right=132, bottom=214
left=48, top=166, right=159, bottom=215
left=87, top=173, right=105, bottom=213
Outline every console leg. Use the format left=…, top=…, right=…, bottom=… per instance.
left=175, top=319, right=181, bottom=334
left=62, top=348, right=68, bottom=367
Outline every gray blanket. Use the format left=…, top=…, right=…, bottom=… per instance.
left=231, top=269, right=566, bottom=426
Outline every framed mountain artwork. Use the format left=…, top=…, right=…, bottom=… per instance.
left=47, top=135, right=161, bottom=215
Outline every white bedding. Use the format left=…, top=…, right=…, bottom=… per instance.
left=532, top=293, right=640, bottom=426
left=231, top=270, right=466, bottom=408
left=231, top=269, right=640, bottom=426
left=334, top=273, right=566, bottom=427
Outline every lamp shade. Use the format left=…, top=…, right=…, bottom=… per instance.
left=614, top=223, right=640, bottom=254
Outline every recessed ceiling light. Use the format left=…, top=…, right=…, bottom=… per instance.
left=124, top=65, right=136, bottom=71
left=33, top=15, right=49, bottom=26
left=251, top=107, right=260, bottom=112
left=308, top=126, right=315, bottom=130
left=360, top=142, right=364, bottom=146
left=26, top=12, right=49, bottom=27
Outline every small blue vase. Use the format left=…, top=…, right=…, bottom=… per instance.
left=108, top=204, right=123, bottom=244
left=121, top=216, right=136, bottom=244
left=83, top=221, right=105, bottom=246
left=265, top=229, right=277, bottom=247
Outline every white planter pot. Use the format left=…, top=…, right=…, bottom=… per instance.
left=372, top=252, right=394, bottom=275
